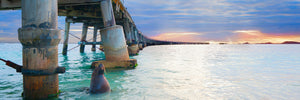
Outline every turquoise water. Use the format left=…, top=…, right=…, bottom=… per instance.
left=0, top=43, right=300, bottom=99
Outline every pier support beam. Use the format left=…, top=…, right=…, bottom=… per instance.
left=123, top=19, right=131, bottom=44
left=91, top=0, right=136, bottom=69
left=143, top=36, right=147, bottom=47
left=127, top=24, right=139, bottom=56
left=80, top=23, right=88, bottom=53
left=128, top=43, right=139, bottom=56
left=134, top=28, right=139, bottom=43
left=138, top=43, right=143, bottom=50
left=62, top=18, right=70, bottom=55
left=134, top=28, right=142, bottom=50
left=92, top=25, right=98, bottom=51
left=139, top=34, right=146, bottom=48
left=138, top=35, right=143, bottom=50
left=138, top=33, right=143, bottom=49
left=18, top=0, right=61, bottom=99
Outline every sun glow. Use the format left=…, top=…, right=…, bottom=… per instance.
left=151, top=32, right=203, bottom=42
left=232, top=30, right=300, bottom=43
left=150, top=30, right=300, bottom=44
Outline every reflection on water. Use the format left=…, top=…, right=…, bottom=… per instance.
left=0, top=43, right=300, bottom=99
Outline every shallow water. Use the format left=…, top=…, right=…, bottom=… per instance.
left=0, top=43, right=299, bottom=99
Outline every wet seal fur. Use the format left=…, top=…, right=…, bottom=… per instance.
left=89, top=64, right=111, bottom=94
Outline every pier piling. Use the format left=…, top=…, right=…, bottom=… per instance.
left=92, top=25, right=98, bottom=51
left=134, top=27, right=139, bottom=43
left=125, top=22, right=139, bottom=55
left=80, top=23, right=88, bottom=53
left=91, top=0, right=136, bottom=69
left=136, top=31, right=143, bottom=50
left=62, top=17, right=70, bottom=55
left=18, top=0, right=61, bottom=99
left=123, top=19, right=132, bottom=43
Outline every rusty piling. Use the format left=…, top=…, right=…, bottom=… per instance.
left=18, top=0, right=61, bottom=99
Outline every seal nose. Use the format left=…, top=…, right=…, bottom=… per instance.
left=97, top=64, right=105, bottom=74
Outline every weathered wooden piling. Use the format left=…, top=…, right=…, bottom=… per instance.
left=18, top=0, right=61, bottom=99
left=92, top=25, right=98, bottom=51
left=91, top=0, right=136, bottom=69
left=80, top=23, right=88, bottom=53
left=62, top=17, right=70, bottom=55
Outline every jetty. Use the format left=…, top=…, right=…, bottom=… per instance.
left=0, top=0, right=207, bottom=99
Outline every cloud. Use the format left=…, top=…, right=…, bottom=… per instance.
left=231, top=30, right=300, bottom=43
left=126, top=0, right=300, bottom=38
left=150, top=30, right=300, bottom=43
left=1, top=0, right=300, bottom=43
left=234, top=30, right=263, bottom=36
left=151, top=32, right=203, bottom=42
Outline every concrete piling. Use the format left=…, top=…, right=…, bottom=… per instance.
left=128, top=44, right=139, bottom=56
left=18, top=0, right=61, bottom=99
left=142, top=36, right=147, bottom=47
left=134, top=28, right=139, bottom=42
left=137, top=31, right=143, bottom=50
left=133, top=27, right=142, bottom=51
left=100, top=25, right=129, bottom=60
left=123, top=19, right=132, bottom=43
left=126, top=22, right=139, bottom=56
left=80, top=23, right=88, bottom=53
left=100, top=0, right=116, bottom=27
left=138, top=43, right=143, bottom=50
left=91, top=0, right=136, bottom=69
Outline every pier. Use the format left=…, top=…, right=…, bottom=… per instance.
left=0, top=0, right=207, bottom=99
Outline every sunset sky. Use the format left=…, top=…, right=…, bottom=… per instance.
left=0, top=0, right=300, bottom=43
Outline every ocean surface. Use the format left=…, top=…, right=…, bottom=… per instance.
left=0, top=43, right=299, bottom=100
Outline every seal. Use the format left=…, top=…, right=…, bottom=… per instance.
left=89, top=64, right=111, bottom=94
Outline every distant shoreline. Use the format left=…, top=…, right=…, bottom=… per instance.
left=240, top=41, right=300, bottom=44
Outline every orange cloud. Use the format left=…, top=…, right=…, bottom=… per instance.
left=232, top=30, right=300, bottom=43
left=150, top=30, right=300, bottom=44
left=150, top=32, right=203, bottom=42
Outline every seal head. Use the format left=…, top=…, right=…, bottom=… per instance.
left=89, top=64, right=111, bottom=94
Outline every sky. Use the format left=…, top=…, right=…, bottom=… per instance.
left=0, top=0, right=300, bottom=43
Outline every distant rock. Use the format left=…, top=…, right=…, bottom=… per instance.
left=281, top=41, right=300, bottom=44
left=243, top=42, right=249, bottom=44
left=258, top=42, right=273, bottom=44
